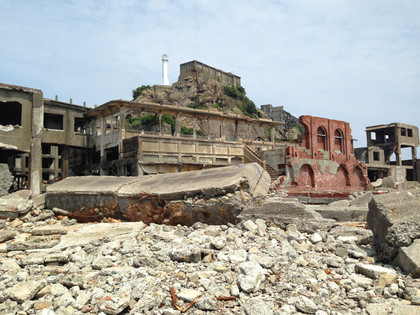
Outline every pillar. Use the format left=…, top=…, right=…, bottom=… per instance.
left=193, top=117, right=197, bottom=138
left=62, top=145, right=69, bottom=179
left=30, top=91, right=44, bottom=195
left=159, top=113, right=162, bottom=136
left=234, top=120, right=239, bottom=140
left=100, top=115, right=106, bottom=175
left=270, top=126, right=275, bottom=142
left=174, top=113, right=181, bottom=137
left=220, top=119, right=225, bottom=140
left=207, top=118, right=211, bottom=139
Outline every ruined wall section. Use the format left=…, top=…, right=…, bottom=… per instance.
left=277, top=115, right=369, bottom=194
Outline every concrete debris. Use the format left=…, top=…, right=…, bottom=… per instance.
left=367, top=189, right=420, bottom=264
left=395, top=239, right=420, bottom=278
left=46, top=163, right=270, bottom=225
left=0, top=190, right=33, bottom=219
left=0, top=163, right=14, bottom=197
left=1, top=207, right=420, bottom=314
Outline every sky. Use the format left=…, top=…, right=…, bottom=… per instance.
left=1, top=0, right=419, bottom=149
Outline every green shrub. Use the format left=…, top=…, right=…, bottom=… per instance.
left=132, top=85, right=151, bottom=100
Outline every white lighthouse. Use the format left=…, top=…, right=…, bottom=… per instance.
left=162, top=54, right=169, bottom=86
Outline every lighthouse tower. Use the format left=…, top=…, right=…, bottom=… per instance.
left=162, top=54, right=169, bottom=86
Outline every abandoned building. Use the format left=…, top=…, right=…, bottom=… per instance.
left=268, top=115, right=370, bottom=197
left=355, top=122, right=419, bottom=182
left=0, top=83, right=90, bottom=195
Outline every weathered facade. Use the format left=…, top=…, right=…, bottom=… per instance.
left=270, top=115, right=369, bottom=196
left=86, top=100, right=283, bottom=176
left=0, top=84, right=90, bottom=194
left=179, top=60, right=241, bottom=87
left=355, top=123, right=419, bottom=182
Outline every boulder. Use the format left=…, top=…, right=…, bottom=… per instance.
left=0, top=190, right=33, bottom=219
left=367, top=189, right=420, bottom=262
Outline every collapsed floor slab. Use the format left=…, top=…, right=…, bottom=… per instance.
left=46, top=163, right=270, bottom=225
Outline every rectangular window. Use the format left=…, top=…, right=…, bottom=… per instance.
left=373, top=152, right=380, bottom=161
left=408, top=129, right=413, bottom=137
left=401, top=128, right=407, bottom=136
left=370, top=132, right=376, bottom=141
left=0, top=101, right=22, bottom=126
left=44, top=113, right=63, bottom=130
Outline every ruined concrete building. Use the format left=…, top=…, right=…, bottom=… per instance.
left=355, top=123, right=419, bottom=182
left=0, top=84, right=89, bottom=195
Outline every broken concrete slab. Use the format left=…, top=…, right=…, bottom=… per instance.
left=0, top=190, right=33, bottom=219
left=46, top=163, right=270, bottom=225
left=355, top=263, right=397, bottom=279
left=349, top=192, right=373, bottom=207
left=308, top=205, right=368, bottom=222
left=238, top=198, right=335, bottom=232
left=367, top=189, right=420, bottom=262
left=395, top=239, right=420, bottom=278
left=31, top=224, right=68, bottom=236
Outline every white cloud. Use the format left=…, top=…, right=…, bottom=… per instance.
left=1, top=0, right=419, bottom=148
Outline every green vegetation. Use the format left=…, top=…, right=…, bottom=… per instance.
left=223, top=85, right=261, bottom=118
left=294, top=124, right=305, bottom=134
left=132, top=85, right=152, bottom=100
left=126, top=114, right=206, bottom=136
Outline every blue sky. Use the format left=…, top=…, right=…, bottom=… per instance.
left=1, top=0, right=419, bottom=148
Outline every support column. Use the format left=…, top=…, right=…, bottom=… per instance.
left=412, top=146, right=418, bottom=181
left=100, top=115, right=106, bottom=175
left=220, top=119, right=226, bottom=140
left=62, top=145, right=69, bottom=179
left=193, top=117, right=197, bottom=138
left=396, top=146, right=402, bottom=166
left=234, top=120, right=239, bottom=140
left=159, top=113, right=162, bottom=136
left=30, top=91, right=44, bottom=195
left=174, top=113, right=181, bottom=137
left=270, top=126, right=275, bottom=142
left=207, top=118, right=211, bottom=139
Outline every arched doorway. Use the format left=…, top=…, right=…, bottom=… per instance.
left=317, top=126, right=327, bottom=151
left=299, top=164, right=315, bottom=187
left=336, top=165, right=350, bottom=187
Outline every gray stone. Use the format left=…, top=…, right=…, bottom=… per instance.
left=9, top=279, right=47, bottom=303
left=169, top=244, right=201, bottom=263
left=31, top=224, right=67, bottom=236
left=367, top=189, right=420, bottom=262
left=243, top=297, right=274, bottom=315
left=381, top=176, right=396, bottom=189
left=309, top=233, right=323, bottom=244
left=97, top=291, right=130, bottom=315
left=0, top=230, right=16, bottom=242
left=177, top=288, right=202, bottom=302
left=0, top=190, right=33, bottom=219
left=349, top=192, right=373, bottom=207
left=366, top=300, right=420, bottom=315
left=237, top=261, right=264, bottom=293
left=327, top=199, right=350, bottom=207
left=355, top=263, right=397, bottom=279
left=196, top=295, right=218, bottom=311
left=395, top=239, right=420, bottom=278
left=294, top=295, right=318, bottom=314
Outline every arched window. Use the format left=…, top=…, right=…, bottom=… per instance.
left=317, top=126, right=327, bottom=151
left=299, top=164, right=315, bottom=187
left=334, top=129, right=343, bottom=153
left=302, top=124, right=310, bottom=149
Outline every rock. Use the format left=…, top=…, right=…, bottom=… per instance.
left=177, top=288, right=202, bottom=302
left=395, top=239, right=420, bottom=278
left=366, top=300, right=420, bottom=315
left=97, top=291, right=130, bottom=315
left=371, top=178, right=383, bottom=188
left=349, top=192, right=373, bottom=207
left=355, top=263, right=397, bottom=279
left=367, top=189, right=420, bottom=262
left=237, top=261, right=264, bottom=293
left=0, top=190, right=33, bottom=219
left=327, top=199, right=350, bottom=207
left=169, top=244, right=201, bottom=263
left=9, top=279, right=47, bottom=303
left=309, top=233, right=323, bottom=244
left=378, top=273, right=398, bottom=287
left=243, top=220, right=259, bottom=232
left=243, top=297, right=274, bottom=315
left=196, top=295, right=218, bottom=311
left=31, top=225, right=67, bottom=236
left=294, top=295, right=318, bottom=314
left=0, top=230, right=16, bottom=242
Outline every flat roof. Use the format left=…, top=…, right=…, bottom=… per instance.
left=0, top=83, right=42, bottom=94
left=87, top=100, right=283, bottom=127
left=366, top=122, right=418, bottom=131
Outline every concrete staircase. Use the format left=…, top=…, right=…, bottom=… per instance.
left=244, top=145, right=281, bottom=181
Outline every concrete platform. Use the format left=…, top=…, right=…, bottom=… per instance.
left=307, top=205, right=368, bottom=222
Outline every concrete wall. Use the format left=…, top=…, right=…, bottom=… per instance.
left=179, top=60, right=241, bottom=87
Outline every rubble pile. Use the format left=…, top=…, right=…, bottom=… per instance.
left=1, top=205, right=420, bottom=314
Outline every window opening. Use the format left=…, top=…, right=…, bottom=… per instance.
left=317, top=126, right=327, bottom=151
left=44, top=113, right=63, bottom=130
left=0, top=101, right=22, bottom=126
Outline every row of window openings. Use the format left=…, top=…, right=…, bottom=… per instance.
left=370, top=128, right=413, bottom=141
left=314, top=127, right=344, bottom=152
